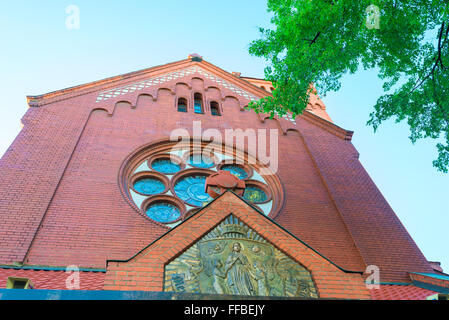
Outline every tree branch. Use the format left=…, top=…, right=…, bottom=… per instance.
left=301, top=32, right=322, bottom=46
left=409, top=21, right=449, bottom=94
left=430, top=73, right=449, bottom=130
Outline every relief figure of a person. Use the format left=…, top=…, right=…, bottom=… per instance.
left=250, top=261, right=269, bottom=296
left=211, top=259, right=226, bottom=294
left=224, top=242, right=255, bottom=296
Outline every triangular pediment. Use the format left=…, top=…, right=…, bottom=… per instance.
left=105, top=191, right=370, bottom=299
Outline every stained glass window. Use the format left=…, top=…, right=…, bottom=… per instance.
left=194, top=93, right=203, bottom=114
left=243, top=185, right=268, bottom=203
left=146, top=202, right=181, bottom=223
left=194, top=100, right=203, bottom=113
left=220, top=165, right=248, bottom=179
left=210, top=101, right=220, bottom=116
left=188, top=154, right=214, bottom=168
left=178, top=98, right=188, bottom=112
left=133, top=177, right=165, bottom=195
left=174, top=175, right=212, bottom=207
left=152, top=159, right=181, bottom=174
left=127, top=148, right=274, bottom=224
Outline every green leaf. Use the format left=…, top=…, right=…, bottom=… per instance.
left=249, top=0, right=449, bottom=172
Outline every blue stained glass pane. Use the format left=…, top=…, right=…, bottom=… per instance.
left=174, top=175, right=212, bottom=207
left=221, top=165, right=248, bottom=179
left=211, top=106, right=219, bottom=116
left=243, top=186, right=268, bottom=203
left=152, top=159, right=181, bottom=174
left=194, top=100, right=203, bottom=113
left=146, top=202, right=181, bottom=223
left=133, top=178, right=165, bottom=195
left=189, top=154, right=214, bottom=168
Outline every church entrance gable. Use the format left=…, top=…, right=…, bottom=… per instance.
left=104, top=192, right=370, bottom=299
left=164, top=215, right=318, bottom=298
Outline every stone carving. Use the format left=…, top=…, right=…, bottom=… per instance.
left=164, top=215, right=318, bottom=298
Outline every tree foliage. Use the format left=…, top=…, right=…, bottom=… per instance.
left=249, top=0, right=449, bottom=172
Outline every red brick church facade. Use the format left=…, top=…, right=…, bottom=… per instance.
left=0, top=55, right=447, bottom=299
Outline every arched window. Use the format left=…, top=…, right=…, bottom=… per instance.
left=261, top=86, right=266, bottom=91
left=193, top=93, right=203, bottom=114
left=177, top=98, right=187, bottom=112
left=210, top=101, right=221, bottom=116
left=270, top=87, right=274, bottom=92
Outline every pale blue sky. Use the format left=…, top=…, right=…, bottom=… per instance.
left=0, top=1, right=447, bottom=272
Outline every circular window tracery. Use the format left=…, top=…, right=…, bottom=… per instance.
left=133, top=178, right=165, bottom=195
left=130, top=171, right=169, bottom=196
left=219, top=164, right=250, bottom=179
left=152, top=159, right=181, bottom=174
left=174, top=174, right=212, bottom=207
left=141, top=195, right=186, bottom=224
left=120, top=141, right=283, bottom=227
left=149, top=154, right=184, bottom=174
left=146, top=202, right=181, bottom=223
left=188, top=154, right=215, bottom=168
left=243, top=180, right=272, bottom=204
left=244, top=186, right=268, bottom=203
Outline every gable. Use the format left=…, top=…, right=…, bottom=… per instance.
left=104, top=192, right=370, bottom=299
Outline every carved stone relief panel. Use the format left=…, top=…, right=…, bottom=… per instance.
left=164, top=215, right=318, bottom=298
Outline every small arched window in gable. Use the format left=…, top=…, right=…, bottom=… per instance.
left=210, top=101, right=221, bottom=116
left=177, top=98, right=188, bottom=112
left=193, top=93, right=203, bottom=114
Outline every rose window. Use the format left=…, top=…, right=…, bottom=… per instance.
left=120, top=141, right=282, bottom=228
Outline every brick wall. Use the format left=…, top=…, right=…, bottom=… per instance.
left=298, top=118, right=434, bottom=282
